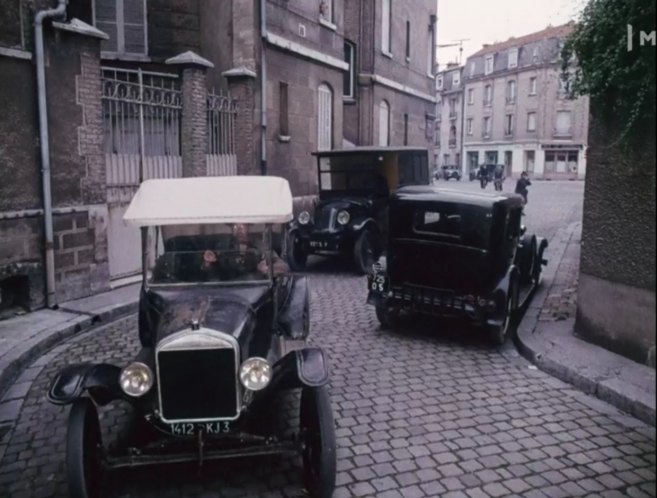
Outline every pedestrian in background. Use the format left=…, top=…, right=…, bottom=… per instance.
left=515, top=171, right=532, bottom=205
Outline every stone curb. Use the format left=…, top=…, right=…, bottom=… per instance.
left=0, top=299, right=138, bottom=400
left=515, top=222, right=656, bottom=426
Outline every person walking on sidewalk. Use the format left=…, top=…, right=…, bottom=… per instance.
left=515, top=171, right=532, bottom=205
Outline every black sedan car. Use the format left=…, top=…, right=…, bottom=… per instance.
left=47, top=177, right=336, bottom=498
left=367, top=186, right=548, bottom=345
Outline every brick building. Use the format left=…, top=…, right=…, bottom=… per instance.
left=0, top=0, right=436, bottom=311
left=460, top=23, right=589, bottom=180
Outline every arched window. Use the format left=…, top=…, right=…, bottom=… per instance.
left=317, top=84, right=333, bottom=151
left=378, top=100, right=390, bottom=146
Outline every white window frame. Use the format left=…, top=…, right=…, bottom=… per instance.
left=382, top=0, right=392, bottom=56
left=426, top=29, right=434, bottom=75
left=485, top=55, right=494, bottom=75
left=317, top=84, right=333, bottom=150
left=484, top=85, right=492, bottom=106
left=466, top=118, right=473, bottom=135
left=506, top=80, right=516, bottom=103
left=469, top=61, right=476, bottom=77
left=529, top=76, right=537, bottom=95
left=452, top=71, right=460, bottom=87
left=319, top=0, right=334, bottom=25
left=467, top=88, right=474, bottom=105
left=508, top=47, right=518, bottom=69
left=93, top=0, right=148, bottom=57
left=505, top=114, right=514, bottom=135
left=343, top=41, right=356, bottom=99
left=436, top=76, right=443, bottom=90
left=379, top=100, right=391, bottom=146
left=555, top=110, right=572, bottom=136
left=483, top=116, right=491, bottom=137
left=527, top=112, right=537, bottom=132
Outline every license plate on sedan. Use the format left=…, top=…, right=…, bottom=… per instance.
left=169, top=421, right=232, bottom=436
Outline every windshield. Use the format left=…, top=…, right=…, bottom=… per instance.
left=145, top=223, right=273, bottom=285
left=317, top=151, right=428, bottom=195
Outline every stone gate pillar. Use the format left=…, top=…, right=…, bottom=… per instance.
left=223, top=67, right=259, bottom=176
left=166, top=51, right=214, bottom=178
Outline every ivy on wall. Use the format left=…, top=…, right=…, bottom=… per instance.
left=561, top=0, right=656, bottom=149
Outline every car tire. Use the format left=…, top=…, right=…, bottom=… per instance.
left=518, top=235, right=537, bottom=285
left=300, top=386, right=336, bottom=498
left=287, top=230, right=307, bottom=271
left=354, top=230, right=377, bottom=275
left=489, top=283, right=517, bottom=346
left=67, top=398, right=103, bottom=498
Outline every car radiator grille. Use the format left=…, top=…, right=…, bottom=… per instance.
left=157, top=348, right=238, bottom=421
left=315, top=206, right=336, bottom=230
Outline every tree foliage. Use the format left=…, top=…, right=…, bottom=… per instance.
left=561, top=0, right=656, bottom=147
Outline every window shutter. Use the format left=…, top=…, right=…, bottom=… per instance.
left=317, top=85, right=333, bottom=151
left=123, top=0, right=146, bottom=54
left=95, top=0, right=118, bottom=52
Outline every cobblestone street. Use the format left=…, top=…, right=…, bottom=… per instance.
left=0, top=181, right=655, bottom=498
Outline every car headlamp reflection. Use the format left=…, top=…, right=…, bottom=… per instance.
left=120, top=362, right=154, bottom=397
left=239, top=357, right=272, bottom=391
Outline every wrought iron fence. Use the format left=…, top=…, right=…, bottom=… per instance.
left=206, top=89, right=237, bottom=176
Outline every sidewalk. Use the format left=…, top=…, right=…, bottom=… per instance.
left=0, top=282, right=140, bottom=398
left=515, top=221, right=656, bottom=425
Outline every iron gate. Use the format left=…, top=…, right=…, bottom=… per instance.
left=206, top=89, right=238, bottom=176
left=102, top=67, right=182, bottom=280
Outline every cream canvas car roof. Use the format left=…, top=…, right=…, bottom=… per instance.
left=123, top=176, right=293, bottom=226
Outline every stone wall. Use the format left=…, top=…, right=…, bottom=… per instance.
left=576, top=111, right=656, bottom=365
left=0, top=25, right=109, bottom=309
left=148, top=0, right=201, bottom=60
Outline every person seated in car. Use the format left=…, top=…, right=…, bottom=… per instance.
left=201, top=223, right=289, bottom=278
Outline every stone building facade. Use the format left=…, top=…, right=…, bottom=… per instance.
left=461, top=23, right=589, bottom=180
left=434, top=64, right=464, bottom=169
left=0, top=0, right=437, bottom=311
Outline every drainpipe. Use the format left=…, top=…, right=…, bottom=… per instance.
left=260, top=0, right=268, bottom=175
left=459, top=71, right=466, bottom=177
left=35, top=0, right=67, bottom=308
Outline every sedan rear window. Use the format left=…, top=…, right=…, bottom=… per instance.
left=412, top=205, right=492, bottom=247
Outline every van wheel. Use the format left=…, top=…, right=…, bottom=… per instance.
left=354, top=230, right=377, bottom=275
left=287, top=230, right=307, bottom=271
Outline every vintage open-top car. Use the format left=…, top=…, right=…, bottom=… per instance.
left=367, top=186, right=548, bottom=344
left=287, top=147, right=430, bottom=274
left=47, top=176, right=336, bottom=498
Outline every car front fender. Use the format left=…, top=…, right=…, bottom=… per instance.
left=278, top=275, right=310, bottom=340
left=271, top=347, right=330, bottom=390
left=537, top=237, right=549, bottom=265
left=47, top=363, right=123, bottom=406
left=352, top=218, right=378, bottom=233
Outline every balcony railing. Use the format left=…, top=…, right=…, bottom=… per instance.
left=449, top=111, right=458, bottom=120
left=448, top=138, right=457, bottom=148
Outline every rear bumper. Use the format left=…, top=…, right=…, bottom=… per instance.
left=370, top=286, right=505, bottom=324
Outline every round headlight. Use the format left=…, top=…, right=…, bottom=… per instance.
left=239, top=357, right=272, bottom=391
left=337, top=210, right=350, bottom=225
left=120, top=362, right=153, bottom=397
left=298, top=211, right=311, bottom=225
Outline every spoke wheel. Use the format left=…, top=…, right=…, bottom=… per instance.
left=67, top=398, right=103, bottom=498
left=300, top=386, right=336, bottom=498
